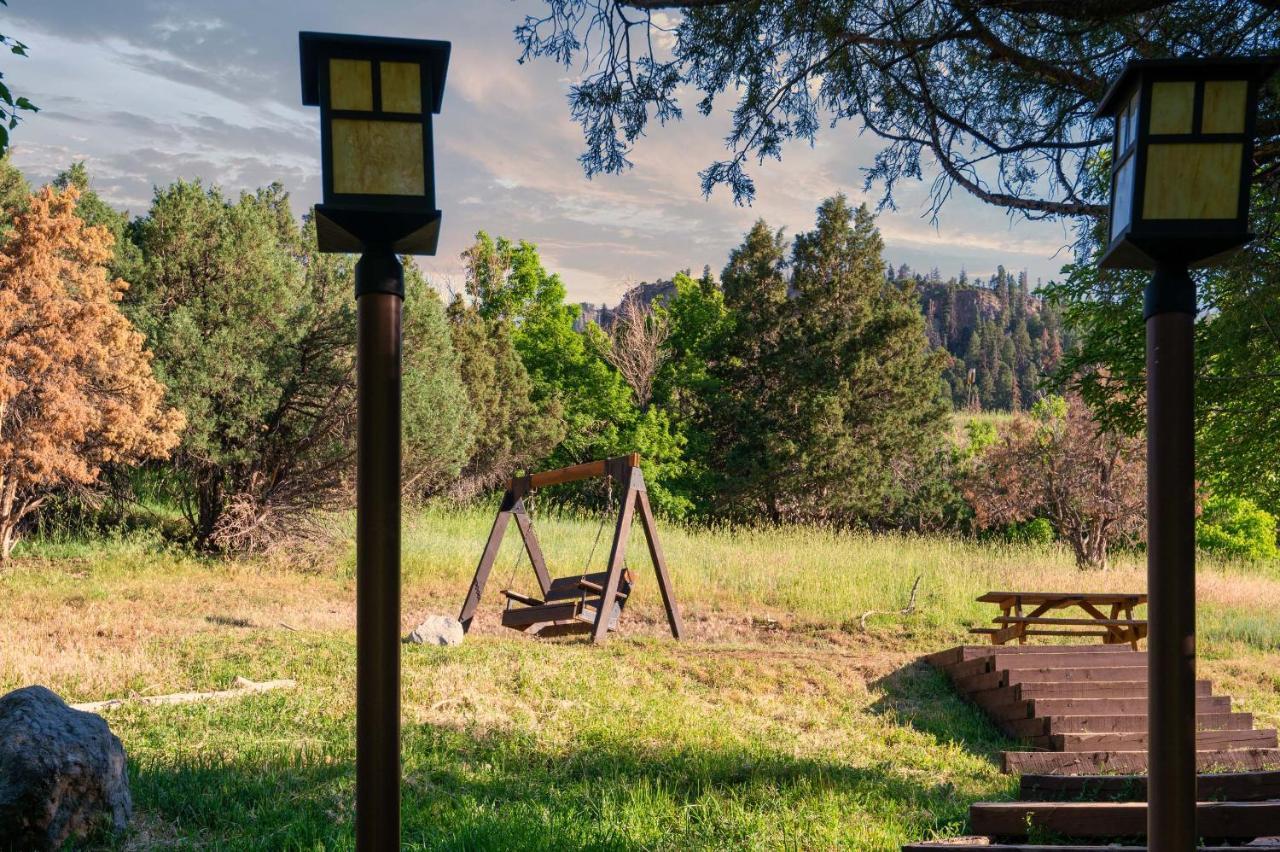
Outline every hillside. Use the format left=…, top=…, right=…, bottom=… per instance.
left=914, top=268, right=1072, bottom=413
left=579, top=266, right=1071, bottom=413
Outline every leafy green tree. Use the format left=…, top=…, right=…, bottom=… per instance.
left=458, top=231, right=688, bottom=511
left=128, top=181, right=356, bottom=549
left=1197, top=495, right=1278, bottom=561
left=651, top=268, right=731, bottom=510
left=1046, top=179, right=1280, bottom=518
left=704, top=196, right=950, bottom=525
left=0, top=152, right=27, bottom=237
left=402, top=265, right=475, bottom=497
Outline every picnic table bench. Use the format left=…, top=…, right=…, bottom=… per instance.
left=971, top=591, right=1147, bottom=649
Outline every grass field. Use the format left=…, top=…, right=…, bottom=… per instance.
left=3, top=506, right=1280, bottom=850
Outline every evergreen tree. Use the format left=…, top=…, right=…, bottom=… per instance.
left=52, top=163, right=140, bottom=283
left=127, top=181, right=357, bottom=549
left=446, top=296, right=563, bottom=499
left=402, top=265, right=476, bottom=498
left=704, top=197, right=949, bottom=524
left=0, top=154, right=29, bottom=237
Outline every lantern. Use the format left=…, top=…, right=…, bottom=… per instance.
left=1098, top=57, right=1277, bottom=269
left=299, top=32, right=450, bottom=254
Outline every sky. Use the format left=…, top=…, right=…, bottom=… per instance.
left=5, top=0, right=1081, bottom=305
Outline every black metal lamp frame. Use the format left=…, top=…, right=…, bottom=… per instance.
left=300, top=31, right=450, bottom=255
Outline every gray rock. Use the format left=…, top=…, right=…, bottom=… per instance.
left=0, top=685, right=131, bottom=850
left=407, top=615, right=464, bottom=646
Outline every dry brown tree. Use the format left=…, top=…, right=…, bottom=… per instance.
left=0, top=187, right=184, bottom=560
left=964, top=394, right=1145, bottom=570
left=604, top=292, right=669, bottom=409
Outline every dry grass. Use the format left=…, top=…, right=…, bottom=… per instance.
left=1, top=505, right=1278, bottom=849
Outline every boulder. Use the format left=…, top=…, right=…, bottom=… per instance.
left=0, top=685, right=131, bottom=850
left=407, top=615, right=464, bottom=646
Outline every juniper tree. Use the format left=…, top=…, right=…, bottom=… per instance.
left=0, top=187, right=182, bottom=559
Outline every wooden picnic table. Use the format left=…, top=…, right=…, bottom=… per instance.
left=971, top=591, right=1148, bottom=649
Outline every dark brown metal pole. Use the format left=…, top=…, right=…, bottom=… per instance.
left=355, top=250, right=403, bottom=852
left=1146, top=259, right=1197, bottom=851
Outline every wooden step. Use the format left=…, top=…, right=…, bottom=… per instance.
left=1016, top=679, right=1211, bottom=699
left=1020, top=768, right=1280, bottom=802
left=924, top=644, right=1142, bottom=667
left=1026, top=695, right=1231, bottom=718
left=985, top=694, right=1231, bottom=723
left=973, top=680, right=1158, bottom=707
left=945, top=651, right=1147, bottom=681
left=956, top=665, right=1150, bottom=694
left=970, top=800, right=1280, bottom=838
left=1051, top=727, right=1277, bottom=752
left=1003, top=712, right=1252, bottom=740
left=1002, top=747, right=1280, bottom=775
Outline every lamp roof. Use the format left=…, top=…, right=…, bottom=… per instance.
left=1096, top=55, right=1279, bottom=119
left=300, top=31, right=451, bottom=113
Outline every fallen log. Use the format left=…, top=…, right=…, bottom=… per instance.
left=70, top=677, right=295, bottom=712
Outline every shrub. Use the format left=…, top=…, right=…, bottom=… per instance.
left=1197, top=495, right=1278, bottom=561
left=1006, top=517, right=1055, bottom=546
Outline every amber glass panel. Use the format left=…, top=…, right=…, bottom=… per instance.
left=381, top=62, right=422, bottom=114
left=1202, top=80, right=1247, bottom=133
left=1149, top=81, right=1195, bottom=135
left=331, top=119, right=424, bottom=196
left=1142, top=142, right=1241, bottom=219
left=330, top=59, right=373, bottom=111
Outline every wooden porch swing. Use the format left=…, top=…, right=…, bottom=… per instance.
left=457, top=453, right=684, bottom=643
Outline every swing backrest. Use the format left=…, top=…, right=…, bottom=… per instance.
left=543, top=570, right=634, bottom=606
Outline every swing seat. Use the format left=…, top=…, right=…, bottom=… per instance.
left=500, top=571, right=633, bottom=636
left=458, top=454, right=684, bottom=643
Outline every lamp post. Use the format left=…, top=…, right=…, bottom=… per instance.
left=300, top=32, right=451, bottom=851
left=1097, top=56, right=1276, bottom=850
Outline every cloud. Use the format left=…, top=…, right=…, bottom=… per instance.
left=5, top=0, right=1077, bottom=301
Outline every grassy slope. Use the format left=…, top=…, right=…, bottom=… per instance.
left=2, top=508, right=1279, bottom=850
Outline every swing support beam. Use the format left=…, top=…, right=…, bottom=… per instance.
left=457, top=453, right=684, bottom=643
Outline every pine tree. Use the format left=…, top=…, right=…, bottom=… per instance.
left=128, top=181, right=359, bottom=549
left=706, top=198, right=948, bottom=524
left=53, top=162, right=140, bottom=283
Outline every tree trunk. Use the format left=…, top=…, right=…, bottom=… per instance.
left=0, top=520, right=15, bottom=562
left=0, top=474, right=16, bottom=562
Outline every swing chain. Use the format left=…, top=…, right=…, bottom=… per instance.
left=580, top=474, right=612, bottom=583
left=501, top=492, right=533, bottom=597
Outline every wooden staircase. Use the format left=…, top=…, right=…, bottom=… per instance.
left=923, top=643, right=1280, bottom=775
left=902, top=645, right=1280, bottom=849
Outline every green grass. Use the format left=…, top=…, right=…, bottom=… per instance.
left=3, top=506, right=1280, bottom=850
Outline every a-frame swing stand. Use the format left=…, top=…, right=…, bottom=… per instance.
left=458, top=453, right=684, bottom=644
